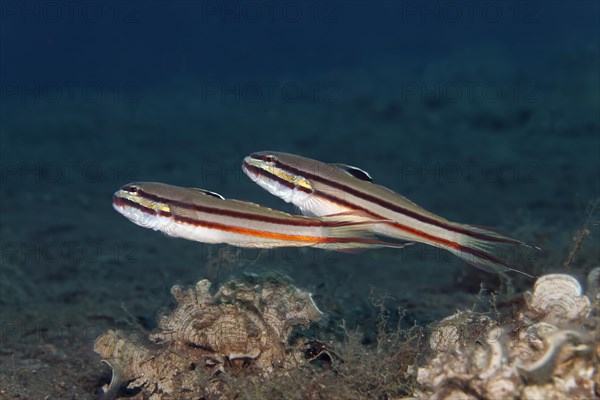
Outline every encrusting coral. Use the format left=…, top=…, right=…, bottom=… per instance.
left=415, top=270, right=599, bottom=400
left=94, top=270, right=599, bottom=399
left=94, top=276, right=322, bottom=399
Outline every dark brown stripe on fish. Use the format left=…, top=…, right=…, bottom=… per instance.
left=245, top=161, right=451, bottom=241
left=250, top=154, right=519, bottom=245
left=131, top=187, right=337, bottom=227
left=245, top=159, right=519, bottom=269
left=114, top=194, right=382, bottom=245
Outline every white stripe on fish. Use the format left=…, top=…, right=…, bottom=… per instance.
left=243, top=152, right=536, bottom=277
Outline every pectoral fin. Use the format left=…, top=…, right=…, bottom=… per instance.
left=320, top=214, right=413, bottom=251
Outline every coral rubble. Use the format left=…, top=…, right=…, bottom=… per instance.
left=94, top=276, right=321, bottom=399
left=416, top=272, right=599, bottom=399
left=94, top=271, right=599, bottom=399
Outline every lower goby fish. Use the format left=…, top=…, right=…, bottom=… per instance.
left=112, top=182, right=411, bottom=251
left=243, top=152, right=536, bottom=277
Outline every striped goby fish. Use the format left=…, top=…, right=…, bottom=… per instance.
left=243, top=152, right=536, bottom=276
left=112, top=182, right=411, bottom=251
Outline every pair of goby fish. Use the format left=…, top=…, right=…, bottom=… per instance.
left=113, top=152, right=535, bottom=276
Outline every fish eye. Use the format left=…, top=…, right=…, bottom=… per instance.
left=122, top=184, right=139, bottom=194
left=264, top=154, right=277, bottom=164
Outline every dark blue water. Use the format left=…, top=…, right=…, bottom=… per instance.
left=3, top=2, right=598, bottom=84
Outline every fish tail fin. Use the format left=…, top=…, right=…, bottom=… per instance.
left=462, top=224, right=541, bottom=250
left=449, top=224, right=538, bottom=278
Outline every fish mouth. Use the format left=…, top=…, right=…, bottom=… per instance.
left=112, top=191, right=135, bottom=217
left=112, top=191, right=125, bottom=209
left=112, top=189, right=144, bottom=214
left=242, top=157, right=260, bottom=182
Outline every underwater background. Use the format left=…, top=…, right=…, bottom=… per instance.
left=1, top=1, right=599, bottom=398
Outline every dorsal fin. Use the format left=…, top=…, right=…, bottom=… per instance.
left=331, top=163, right=373, bottom=182
left=189, top=188, right=225, bottom=200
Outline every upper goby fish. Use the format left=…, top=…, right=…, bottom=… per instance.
left=243, top=152, right=536, bottom=276
left=112, top=182, right=411, bottom=251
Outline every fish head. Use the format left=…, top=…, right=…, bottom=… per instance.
left=112, top=182, right=173, bottom=230
left=242, top=151, right=318, bottom=205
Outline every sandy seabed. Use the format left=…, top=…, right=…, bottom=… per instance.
left=1, top=45, right=598, bottom=399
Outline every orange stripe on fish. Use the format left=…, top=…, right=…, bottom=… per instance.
left=243, top=152, right=537, bottom=277
left=112, top=182, right=411, bottom=251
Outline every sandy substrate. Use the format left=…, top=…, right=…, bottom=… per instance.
left=1, top=45, right=598, bottom=398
